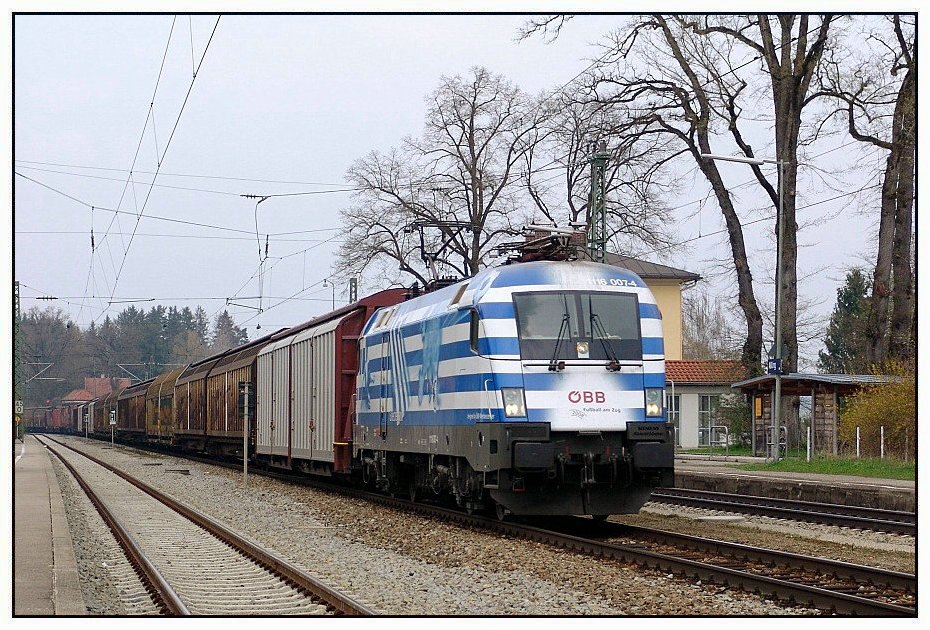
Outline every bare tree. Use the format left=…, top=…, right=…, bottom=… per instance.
left=567, top=15, right=835, bottom=378
left=525, top=95, right=680, bottom=257
left=335, top=67, right=545, bottom=286
left=808, top=15, right=915, bottom=364
left=681, top=291, right=742, bottom=360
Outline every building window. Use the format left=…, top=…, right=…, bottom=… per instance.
left=666, top=394, right=681, bottom=446
left=698, top=394, right=720, bottom=446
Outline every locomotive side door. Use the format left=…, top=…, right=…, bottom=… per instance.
left=378, top=331, right=389, bottom=440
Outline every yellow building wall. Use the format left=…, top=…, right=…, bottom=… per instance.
left=645, top=279, right=683, bottom=361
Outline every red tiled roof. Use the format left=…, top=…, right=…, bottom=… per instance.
left=666, top=360, right=748, bottom=384
left=83, top=377, right=131, bottom=397
left=63, top=389, right=94, bottom=402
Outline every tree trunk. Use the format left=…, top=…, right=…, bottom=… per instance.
left=654, top=16, right=765, bottom=373
left=888, top=68, right=915, bottom=361
left=765, top=14, right=808, bottom=375
left=697, top=156, right=765, bottom=371
left=864, top=147, right=898, bottom=365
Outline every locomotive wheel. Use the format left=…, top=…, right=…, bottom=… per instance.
left=495, top=502, right=508, bottom=522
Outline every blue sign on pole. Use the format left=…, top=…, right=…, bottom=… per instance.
left=767, top=358, right=782, bottom=375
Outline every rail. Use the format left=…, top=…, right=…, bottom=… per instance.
left=39, top=435, right=376, bottom=616
left=649, top=488, right=916, bottom=536
left=37, top=436, right=190, bottom=615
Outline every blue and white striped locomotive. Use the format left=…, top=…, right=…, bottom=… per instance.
left=353, top=259, right=674, bottom=518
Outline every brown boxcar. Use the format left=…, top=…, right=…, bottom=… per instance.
left=175, top=356, right=227, bottom=451
left=25, top=407, right=51, bottom=432
left=204, top=338, right=277, bottom=456
left=145, top=366, right=187, bottom=443
left=93, top=390, right=121, bottom=436
left=118, top=379, right=152, bottom=440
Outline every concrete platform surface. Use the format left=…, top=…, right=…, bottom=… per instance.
left=14, top=435, right=86, bottom=616
left=673, top=455, right=915, bottom=512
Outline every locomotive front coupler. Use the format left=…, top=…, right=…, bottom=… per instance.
left=580, top=451, right=596, bottom=488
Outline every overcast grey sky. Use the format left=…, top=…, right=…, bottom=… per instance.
left=14, top=13, right=885, bottom=366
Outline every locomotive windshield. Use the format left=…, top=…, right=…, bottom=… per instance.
left=513, top=291, right=642, bottom=361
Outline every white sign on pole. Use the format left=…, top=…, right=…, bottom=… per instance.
left=15, top=400, right=24, bottom=415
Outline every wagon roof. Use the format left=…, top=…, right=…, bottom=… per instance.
left=119, top=378, right=155, bottom=399
left=146, top=366, right=187, bottom=397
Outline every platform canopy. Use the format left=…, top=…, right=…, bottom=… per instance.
left=731, top=373, right=896, bottom=396
left=733, top=373, right=897, bottom=457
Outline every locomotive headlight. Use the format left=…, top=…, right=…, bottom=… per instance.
left=645, top=388, right=664, bottom=417
left=501, top=388, right=527, bottom=417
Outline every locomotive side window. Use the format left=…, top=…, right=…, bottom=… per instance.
left=469, top=309, right=479, bottom=352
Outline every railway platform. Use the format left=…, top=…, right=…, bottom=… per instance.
left=673, top=454, right=915, bottom=512
left=13, top=434, right=86, bottom=616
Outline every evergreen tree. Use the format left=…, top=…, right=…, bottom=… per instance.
left=172, top=330, right=210, bottom=364
left=192, top=306, right=210, bottom=347
left=211, top=310, right=249, bottom=353
left=818, top=269, right=871, bottom=373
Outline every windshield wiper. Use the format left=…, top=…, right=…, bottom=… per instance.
left=590, top=310, right=621, bottom=371
left=548, top=295, right=572, bottom=372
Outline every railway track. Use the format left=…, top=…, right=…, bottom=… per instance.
left=346, top=491, right=916, bottom=616
left=649, top=488, right=916, bottom=535
left=56, top=435, right=916, bottom=616
left=36, top=435, right=375, bottom=616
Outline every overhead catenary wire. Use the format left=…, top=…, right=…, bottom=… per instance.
left=101, top=15, right=222, bottom=321
left=14, top=159, right=351, bottom=187
left=215, top=232, right=344, bottom=317
left=72, top=17, right=179, bottom=326
left=15, top=163, right=360, bottom=197
left=16, top=230, right=335, bottom=243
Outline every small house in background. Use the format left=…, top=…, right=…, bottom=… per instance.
left=605, top=253, right=701, bottom=361
left=666, top=360, right=749, bottom=448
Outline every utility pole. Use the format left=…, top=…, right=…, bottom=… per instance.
left=14, top=281, right=24, bottom=440
left=587, top=140, right=609, bottom=263
left=349, top=277, right=358, bottom=303
left=701, top=153, right=787, bottom=461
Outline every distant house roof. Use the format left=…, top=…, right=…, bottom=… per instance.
left=63, top=389, right=94, bottom=402
left=667, top=360, right=748, bottom=384
left=606, top=253, right=701, bottom=282
left=732, top=373, right=897, bottom=394
left=83, top=377, right=131, bottom=397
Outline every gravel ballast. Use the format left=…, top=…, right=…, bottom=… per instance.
left=56, top=436, right=821, bottom=615
left=622, top=503, right=915, bottom=573
left=51, top=455, right=159, bottom=615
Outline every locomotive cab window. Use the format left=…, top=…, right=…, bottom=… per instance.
left=513, top=291, right=642, bottom=361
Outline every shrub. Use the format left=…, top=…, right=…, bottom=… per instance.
left=717, top=393, right=752, bottom=447
left=838, top=361, right=915, bottom=460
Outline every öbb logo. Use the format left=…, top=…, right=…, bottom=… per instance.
left=568, top=390, right=605, bottom=404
